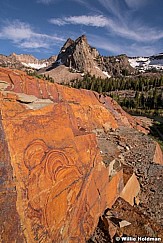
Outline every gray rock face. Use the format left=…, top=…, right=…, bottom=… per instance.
left=97, top=54, right=136, bottom=76
left=41, top=35, right=108, bottom=80
left=56, top=35, right=100, bottom=73
left=54, top=35, right=135, bottom=77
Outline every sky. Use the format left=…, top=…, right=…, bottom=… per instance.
left=0, top=0, right=163, bottom=59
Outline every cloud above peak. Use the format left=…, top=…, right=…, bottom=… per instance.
left=49, top=15, right=108, bottom=27
left=49, top=14, right=163, bottom=43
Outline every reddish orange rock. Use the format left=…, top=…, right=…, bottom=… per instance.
left=153, top=142, right=163, bottom=165
left=0, top=67, right=161, bottom=242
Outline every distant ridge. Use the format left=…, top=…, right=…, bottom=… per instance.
left=38, top=35, right=135, bottom=82
left=0, top=53, right=57, bottom=70
left=0, top=34, right=163, bottom=82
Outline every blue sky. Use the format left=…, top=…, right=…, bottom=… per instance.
left=0, top=0, right=163, bottom=59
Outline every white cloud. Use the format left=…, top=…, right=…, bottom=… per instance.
left=0, top=21, right=32, bottom=40
left=65, top=15, right=108, bottom=27
left=49, top=15, right=108, bottom=27
left=105, top=18, right=163, bottom=42
left=70, top=0, right=102, bottom=14
left=49, top=18, right=66, bottom=26
left=49, top=13, right=163, bottom=43
left=48, top=0, right=163, bottom=45
left=0, top=20, right=65, bottom=50
left=95, top=0, right=163, bottom=42
left=20, top=40, right=49, bottom=49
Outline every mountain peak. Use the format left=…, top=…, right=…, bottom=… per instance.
left=62, top=38, right=74, bottom=51
left=41, top=34, right=135, bottom=82
left=75, top=34, right=88, bottom=44
left=56, top=34, right=101, bottom=74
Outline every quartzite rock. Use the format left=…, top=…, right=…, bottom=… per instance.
left=0, top=67, right=122, bottom=242
left=0, top=67, right=162, bottom=243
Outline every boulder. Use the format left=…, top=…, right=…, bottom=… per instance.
left=0, top=67, right=162, bottom=242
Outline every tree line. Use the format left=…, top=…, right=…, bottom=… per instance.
left=69, top=73, right=163, bottom=92
left=67, top=73, right=163, bottom=115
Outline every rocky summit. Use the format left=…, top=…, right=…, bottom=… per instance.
left=56, top=35, right=102, bottom=74
left=38, top=35, right=108, bottom=82
left=0, top=67, right=163, bottom=242
left=38, top=35, right=135, bottom=83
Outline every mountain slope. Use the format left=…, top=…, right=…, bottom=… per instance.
left=0, top=53, right=57, bottom=70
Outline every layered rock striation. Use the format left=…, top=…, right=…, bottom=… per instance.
left=0, top=67, right=162, bottom=242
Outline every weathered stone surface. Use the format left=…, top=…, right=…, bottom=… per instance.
left=0, top=67, right=162, bottom=243
left=120, top=173, right=140, bottom=206
left=119, top=220, right=131, bottom=228
left=0, top=98, right=123, bottom=241
left=0, top=116, right=26, bottom=243
left=88, top=126, right=163, bottom=242
left=111, top=198, right=163, bottom=239
left=153, top=141, right=163, bottom=165
left=0, top=68, right=122, bottom=242
left=89, top=197, right=163, bottom=242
